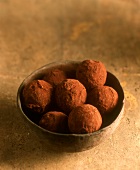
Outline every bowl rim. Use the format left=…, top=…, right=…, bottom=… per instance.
left=17, top=60, right=125, bottom=137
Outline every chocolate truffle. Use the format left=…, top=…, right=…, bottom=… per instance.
left=39, top=111, right=68, bottom=133
left=22, top=80, right=53, bottom=114
left=43, top=68, right=67, bottom=86
left=76, top=60, right=107, bottom=90
left=55, top=79, right=87, bottom=114
left=68, top=104, right=102, bottom=134
left=87, top=86, right=118, bottom=115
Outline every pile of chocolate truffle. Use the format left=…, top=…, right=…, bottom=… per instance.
left=22, top=60, right=118, bottom=134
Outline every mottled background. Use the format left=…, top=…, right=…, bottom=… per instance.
left=0, top=0, right=140, bottom=169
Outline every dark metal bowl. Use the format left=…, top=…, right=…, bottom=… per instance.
left=17, top=61, right=125, bottom=152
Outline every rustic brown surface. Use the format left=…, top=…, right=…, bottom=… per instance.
left=0, top=0, right=140, bottom=169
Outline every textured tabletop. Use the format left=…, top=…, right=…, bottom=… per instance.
left=0, top=0, right=140, bottom=169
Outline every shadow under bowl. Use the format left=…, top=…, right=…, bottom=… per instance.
left=17, top=61, right=125, bottom=152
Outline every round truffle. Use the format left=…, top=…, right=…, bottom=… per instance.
left=76, top=60, right=107, bottom=90
left=22, top=80, right=53, bottom=114
left=55, top=79, right=87, bottom=114
left=87, top=86, right=118, bottom=115
left=43, top=68, right=67, bottom=86
left=68, top=104, right=102, bottom=134
left=39, top=111, right=68, bottom=133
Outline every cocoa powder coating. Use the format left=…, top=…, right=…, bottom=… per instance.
left=76, top=60, right=107, bottom=90
left=55, top=79, right=87, bottom=114
left=39, top=111, right=68, bottom=133
left=22, top=80, right=53, bottom=114
left=87, top=86, right=118, bottom=115
left=43, top=68, right=67, bottom=86
left=21, top=60, right=120, bottom=135
left=68, top=104, right=102, bottom=134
